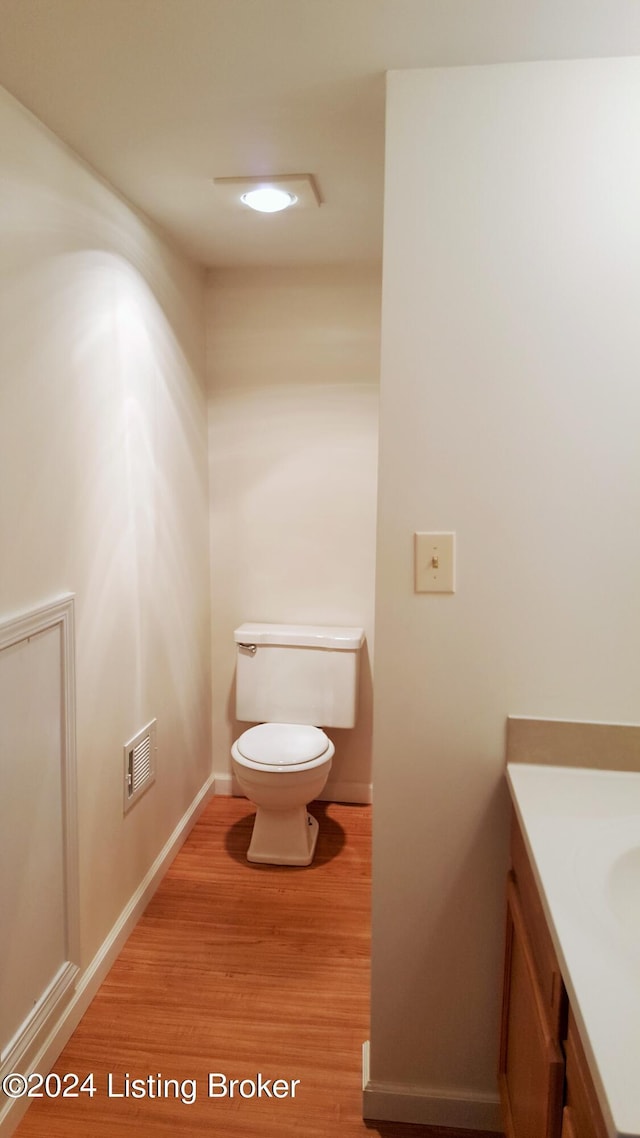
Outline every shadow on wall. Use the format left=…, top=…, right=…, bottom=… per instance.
left=372, top=774, right=511, bottom=1094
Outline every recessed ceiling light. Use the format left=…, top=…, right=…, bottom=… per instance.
left=240, top=187, right=298, bottom=213
left=213, top=173, right=321, bottom=211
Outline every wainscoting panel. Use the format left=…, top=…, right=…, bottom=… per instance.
left=0, top=597, right=79, bottom=1075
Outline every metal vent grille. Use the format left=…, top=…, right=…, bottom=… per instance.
left=123, top=719, right=156, bottom=812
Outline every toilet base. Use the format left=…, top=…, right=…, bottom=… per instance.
left=247, top=806, right=319, bottom=867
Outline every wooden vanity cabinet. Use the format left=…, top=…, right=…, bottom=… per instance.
left=499, top=813, right=611, bottom=1138
left=499, top=814, right=567, bottom=1138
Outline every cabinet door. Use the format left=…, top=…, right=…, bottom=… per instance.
left=563, top=1012, right=609, bottom=1138
left=560, top=1107, right=578, bottom=1138
left=510, top=816, right=566, bottom=1038
left=499, top=875, right=564, bottom=1138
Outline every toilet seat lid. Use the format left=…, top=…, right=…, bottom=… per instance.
left=236, top=723, right=330, bottom=766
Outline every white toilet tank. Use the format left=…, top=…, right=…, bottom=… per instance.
left=234, top=623, right=365, bottom=728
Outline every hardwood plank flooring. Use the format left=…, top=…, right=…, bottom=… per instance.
left=13, top=797, right=493, bottom=1138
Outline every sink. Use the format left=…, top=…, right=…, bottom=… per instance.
left=608, top=844, right=640, bottom=938
left=571, top=813, right=640, bottom=949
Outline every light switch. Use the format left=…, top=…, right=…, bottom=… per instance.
left=414, top=532, right=455, bottom=593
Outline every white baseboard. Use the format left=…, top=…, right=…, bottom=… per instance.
left=213, top=772, right=235, bottom=795
left=319, top=780, right=371, bottom=804
left=361, top=1041, right=503, bottom=1132
left=214, top=772, right=372, bottom=805
left=0, top=773, right=215, bottom=1138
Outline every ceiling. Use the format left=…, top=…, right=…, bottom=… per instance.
left=2, top=0, right=640, bottom=269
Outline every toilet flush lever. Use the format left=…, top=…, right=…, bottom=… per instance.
left=238, top=643, right=257, bottom=656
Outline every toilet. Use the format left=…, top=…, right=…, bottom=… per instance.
left=231, top=622, right=365, bottom=866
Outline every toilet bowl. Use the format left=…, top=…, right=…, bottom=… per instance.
left=231, top=722, right=334, bottom=866
left=231, top=622, right=364, bottom=867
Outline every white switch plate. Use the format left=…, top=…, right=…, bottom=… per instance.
left=414, top=532, right=455, bottom=593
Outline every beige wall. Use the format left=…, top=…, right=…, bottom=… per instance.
left=368, top=59, right=640, bottom=1128
left=206, top=266, right=380, bottom=800
left=0, top=87, right=211, bottom=972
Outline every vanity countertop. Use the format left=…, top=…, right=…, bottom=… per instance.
left=506, top=762, right=640, bottom=1138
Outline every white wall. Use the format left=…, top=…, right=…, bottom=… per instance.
left=368, top=59, right=640, bottom=1128
left=206, top=266, right=380, bottom=800
left=0, top=85, right=211, bottom=989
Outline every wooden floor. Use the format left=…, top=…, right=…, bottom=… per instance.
left=14, top=797, right=490, bottom=1138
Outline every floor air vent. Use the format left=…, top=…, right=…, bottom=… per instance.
left=123, top=719, right=156, bottom=812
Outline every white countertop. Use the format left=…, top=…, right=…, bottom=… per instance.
left=506, top=763, right=640, bottom=1138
